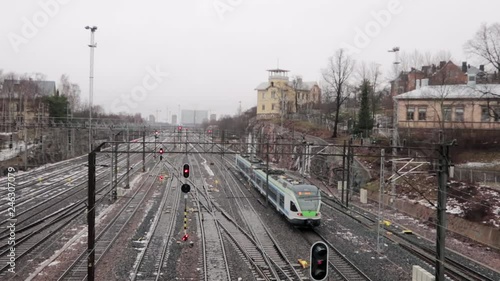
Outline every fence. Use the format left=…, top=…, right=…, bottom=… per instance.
left=452, top=167, right=500, bottom=186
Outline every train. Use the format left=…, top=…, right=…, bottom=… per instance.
left=235, top=154, right=321, bottom=227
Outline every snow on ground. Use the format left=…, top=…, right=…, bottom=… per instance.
left=457, top=161, right=500, bottom=168
left=0, top=140, right=39, bottom=161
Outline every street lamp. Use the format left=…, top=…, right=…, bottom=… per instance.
left=85, top=25, right=97, bottom=151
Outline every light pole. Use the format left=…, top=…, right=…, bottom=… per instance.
left=388, top=46, right=400, bottom=205
left=85, top=25, right=97, bottom=151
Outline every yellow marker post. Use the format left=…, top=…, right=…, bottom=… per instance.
left=298, top=259, right=309, bottom=269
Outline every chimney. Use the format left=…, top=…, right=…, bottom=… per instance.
left=421, top=78, right=429, bottom=87
left=467, top=74, right=476, bottom=87
left=462, top=62, right=467, bottom=72
left=439, top=61, right=446, bottom=68
left=480, top=65, right=485, bottom=71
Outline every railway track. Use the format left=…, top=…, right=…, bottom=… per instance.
left=57, top=163, right=162, bottom=281
left=321, top=196, right=499, bottom=281
left=132, top=158, right=182, bottom=281
left=189, top=154, right=231, bottom=281
left=195, top=152, right=305, bottom=281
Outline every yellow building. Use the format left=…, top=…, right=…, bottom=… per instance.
left=254, top=69, right=321, bottom=120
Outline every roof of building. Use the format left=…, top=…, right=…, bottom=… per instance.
left=254, top=81, right=319, bottom=91
left=0, top=79, right=56, bottom=97
left=394, top=84, right=500, bottom=100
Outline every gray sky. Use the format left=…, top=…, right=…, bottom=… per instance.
left=2, top=0, right=499, bottom=121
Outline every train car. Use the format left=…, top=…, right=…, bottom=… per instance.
left=235, top=154, right=321, bottom=227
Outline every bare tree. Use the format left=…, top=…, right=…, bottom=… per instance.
left=322, top=49, right=355, bottom=138
left=59, top=74, right=81, bottom=113
left=433, top=49, right=453, bottom=63
left=464, top=23, right=500, bottom=73
left=291, top=75, right=302, bottom=113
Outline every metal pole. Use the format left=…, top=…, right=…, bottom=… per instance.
left=87, top=27, right=97, bottom=152
left=114, top=141, right=118, bottom=199
left=266, top=141, right=270, bottom=207
left=142, top=129, right=146, bottom=172
left=390, top=48, right=399, bottom=206
left=126, top=124, right=130, bottom=188
left=87, top=151, right=96, bottom=281
left=346, top=140, right=352, bottom=208
left=24, top=126, right=27, bottom=170
left=377, top=149, right=385, bottom=253
left=109, top=135, right=113, bottom=201
left=341, top=140, right=346, bottom=205
left=435, top=144, right=449, bottom=281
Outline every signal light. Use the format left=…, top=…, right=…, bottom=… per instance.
left=310, top=242, right=328, bottom=280
left=183, top=164, right=190, bottom=178
left=181, top=183, right=191, bottom=193
left=178, top=126, right=182, bottom=131
left=181, top=234, right=189, bottom=241
left=159, top=148, right=164, bottom=154
left=159, top=175, right=164, bottom=180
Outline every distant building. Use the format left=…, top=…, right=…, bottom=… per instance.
left=210, top=114, right=216, bottom=122
left=0, top=79, right=56, bottom=132
left=390, top=61, right=500, bottom=96
left=171, top=114, right=177, bottom=125
left=181, top=110, right=208, bottom=125
left=149, top=114, right=155, bottom=123
left=254, top=69, right=321, bottom=120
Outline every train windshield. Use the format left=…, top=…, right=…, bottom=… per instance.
left=295, top=187, right=320, bottom=211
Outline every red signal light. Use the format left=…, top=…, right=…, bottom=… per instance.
left=159, top=148, right=164, bottom=154
left=181, top=234, right=189, bottom=241
left=159, top=175, right=164, bottom=180
left=178, top=126, right=182, bottom=131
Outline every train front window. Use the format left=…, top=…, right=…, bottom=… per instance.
left=290, top=201, right=298, bottom=212
left=296, top=190, right=319, bottom=211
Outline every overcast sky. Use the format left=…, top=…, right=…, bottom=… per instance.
left=2, top=0, right=499, bottom=121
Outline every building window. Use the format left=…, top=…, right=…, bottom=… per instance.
left=494, top=108, right=500, bottom=122
left=262, top=105, right=265, bottom=111
left=418, top=107, right=427, bottom=121
left=271, top=91, right=276, bottom=99
left=443, top=106, right=452, bottom=121
left=406, top=107, right=415, bottom=120
left=481, top=106, right=490, bottom=122
left=455, top=107, right=464, bottom=122
left=261, top=92, right=265, bottom=99
left=271, top=104, right=275, bottom=110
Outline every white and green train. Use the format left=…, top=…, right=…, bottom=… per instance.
left=235, top=154, right=321, bottom=227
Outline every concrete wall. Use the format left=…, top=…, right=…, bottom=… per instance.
left=368, top=190, right=500, bottom=249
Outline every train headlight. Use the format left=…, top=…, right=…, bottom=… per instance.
left=298, top=213, right=303, bottom=216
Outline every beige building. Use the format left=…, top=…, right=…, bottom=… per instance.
left=0, top=79, right=55, bottom=132
left=254, top=69, right=321, bottom=120
left=394, top=79, right=500, bottom=131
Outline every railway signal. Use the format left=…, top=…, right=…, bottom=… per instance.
left=178, top=126, right=182, bottom=131
left=181, top=183, right=190, bottom=193
left=181, top=234, right=189, bottom=241
left=183, top=164, right=190, bottom=178
left=159, top=148, right=164, bottom=160
left=310, top=242, right=328, bottom=281
left=159, top=175, right=164, bottom=181
left=154, top=130, right=159, bottom=138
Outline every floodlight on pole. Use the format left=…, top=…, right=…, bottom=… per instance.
left=85, top=25, right=97, bottom=151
